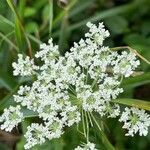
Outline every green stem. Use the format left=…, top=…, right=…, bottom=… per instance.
left=82, top=109, right=86, bottom=138
left=90, top=113, right=116, bottom=150
left=87, top=111, right=93, bottom=127
left=77, top=124, right=85, bottom=136
left=85, top=111, right=89, bottom=142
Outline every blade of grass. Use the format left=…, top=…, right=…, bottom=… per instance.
left=49, top=0, right=53, bottom=36
left=27, top=34, right=41, bottom=44
left=14, top=18, right=25, bottom=52
left=6, top=0, right=32, bottom=56
left=0, top=31, right=19, bottom=52
left=18, top=0, right=26, bottom=18
left=0, top=15, right=39, bottom=47
left=112, top=98, right=150, bottom=111
left=121, top=72, right=150, bottom=87
left=0, top=15, right=14, bottom=27
left=0, top=15, right=14, bottom=34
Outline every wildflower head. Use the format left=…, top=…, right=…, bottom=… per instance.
left=0, top=22, right=148, bottom=150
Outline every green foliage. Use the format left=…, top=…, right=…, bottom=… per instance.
left=0, top=0, right=150, bottom=149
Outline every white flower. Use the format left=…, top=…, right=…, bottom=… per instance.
left=12, top=54, right=39, bottom=76
left=86, top=22, right=110, bottom=46
left=0, top=105, right=23, bottom=132
left=96, top=103, right=120, bottom=118
left=44, top=118, right=64, bottom=140
left=74, top=142, right=97, bottom=150
left=61, top=105, right=81, bottom=126
left=9, top=21, right=142, bottom=149
left=37, top=104, right=57, bottom=120
left=119, top=107, right=150, bottom=136
left=24, top=123, right=47, bottom=149
left=35, top=38, right=59, bottom=66
left=79, top=90, right=103, bottom=112
left=111, top=51, right=140, bottom=77
left=98, top=76, right=123, bottom=100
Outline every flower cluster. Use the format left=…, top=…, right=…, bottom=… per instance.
left=119, top=107, right=150, bottom=136
left=0, top=22, right=149, bottom=149
left=0, top=105, right=23, bottom=132
left=74, top=142, right=97, bottom=150
left=12, top=54, right=39, bottom=76
left=24, top=118, right=64, bottom=149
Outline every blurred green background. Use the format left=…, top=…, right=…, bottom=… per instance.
left=0, top=0, right=150, bottom=149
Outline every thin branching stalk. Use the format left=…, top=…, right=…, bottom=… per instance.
left=90, top=112, right=116, bottom=150
left=111, top=46, right=150, bottom=65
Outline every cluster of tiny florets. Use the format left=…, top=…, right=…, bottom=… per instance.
left=0, top=105, right=23, bottom=132
left=12, top=54, right=39, bottom=76
left=119, top=107, right=150, bottom=136
left=74, top=142, right=97, bottom=150
left=0, top=22, right=149, bottom=149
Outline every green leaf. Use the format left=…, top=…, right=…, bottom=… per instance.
left=112, top=98, right=150, bottom=111
left=121, top=72, right=150, bottom=88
